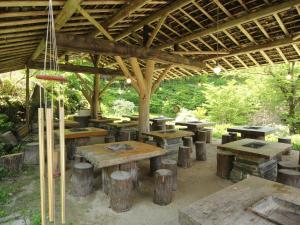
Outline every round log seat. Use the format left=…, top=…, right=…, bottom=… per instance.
left=153, top=169, right=173, bottom=206
left=119, top=161, right=139, bottom=189
left=196, top=131, right=207, bottom=142
left=71, top=162, right=93, bottom=197
left=161, top=159, right=177, bottom=191
left=110, top=171, right=133, bottom=212
left=222, top=134, right=232, bottom=144
left=195, top=141, right=206, bottom=161
left=177, top=146, right=191, bottom=168
left=278, top=161, right=300, bottom=171
left=204, top=128, right=213, bottom=143
left=277, top=169, right=300, bottom=188
left=183, top=136, right=193, bottom=153
left=217, top=150, right=235, bottom=178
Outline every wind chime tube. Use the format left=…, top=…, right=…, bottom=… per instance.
left=38, top=108, right=46, bottom=225
left=59, top=102, right=66, bottom=224
left=46, top=108, right=55, bottom=222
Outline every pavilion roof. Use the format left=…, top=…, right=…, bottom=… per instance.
left=0, top=0, right=300, bottom=79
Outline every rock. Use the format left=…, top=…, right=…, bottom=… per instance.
left=0, top=131, right=18, bottom=146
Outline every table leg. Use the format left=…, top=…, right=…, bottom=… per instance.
left=150, top=156, right=162, bottom=176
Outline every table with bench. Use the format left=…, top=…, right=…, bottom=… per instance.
left=227, top=126, right=276, bottom=140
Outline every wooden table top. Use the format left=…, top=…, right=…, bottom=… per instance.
left=62, top=127, right=108, bottom=139
left=77, top=141, right=166, bottom=168
left=227, top=126, right=276, bottom=135
left=179, top=176, right=300, bottom=225
left=142, top=130, right=194, bottom=139
left=175, top=121, right=215, bottom=128
left=107, top=121, right=138, bottom=128
left=150, top=117, right=174, bottom=122
left=217, top=138, right=291, bottom=159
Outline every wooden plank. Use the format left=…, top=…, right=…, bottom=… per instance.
left=77, top=141, right=166, bottom=168
left=146, top=15, right=167, bottom=48
left=179, top=176, right=300, bottom=225
left=217, top=138, right=291, bottom=159
left=142, top=130, right=194, bottom=139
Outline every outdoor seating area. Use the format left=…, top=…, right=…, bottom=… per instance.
left=1, top=1, right=300, bottom=225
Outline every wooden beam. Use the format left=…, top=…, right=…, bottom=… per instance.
left=56, top=33, right=206, bottom=70
left=129, top=57, right=147, bottom=94
left=30, top=0, right=83, bottom=61
left=273, top=13, right=289, bottom=35
left=151, top=65, right=172, bottom=93
left=212, top=0, right=233, bottom=18
left=115, top=0, right=194, bottom=41
left=27, top=61, right=122, bottom=77
left=203, top=37, right=300, bottom=61
left=99, top=77, right=118, bottom=97
left=276, top=47, right=289, bottom=63
left=146, top=15, right=167, bottom=48
left=173, top=50, right=229, bottom=55
left=157, top=0, right=300, bottom=49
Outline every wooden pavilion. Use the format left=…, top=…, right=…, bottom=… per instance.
left=0, top=0, right=300, bottom=134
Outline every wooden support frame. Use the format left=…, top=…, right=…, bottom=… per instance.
left=25, top=67, right=30, bottom=127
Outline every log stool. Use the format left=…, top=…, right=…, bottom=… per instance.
left=228, top=132, right=238, bottom=142
left=196, top=131, right=207, bottom=142
left=161, top=159, right=177, bottom=190
left=119, top=161, right=138, bottom=189
left=277, top=169, right=300, bottom=188
left=71, top=162, right=93, bottom=196
left=222, top=134, right=232, bottom=144
left=23, top=142, right=39, bottom=164
left=205, top=129, right=213, bottom=143
left=153, top=169, right=173, bottom=206
left=110, top=171, right=133, bottom=212
left=102, top=165, right=119, bottom=195
left=195, top=141, right=206, bottom=161
left=105, top=135, right=115, bottom=143
left=278, top=161, right=300, bottom=171
left=183, top=136, right=193, bottom=153
left=177, top=146, right=191, bottom=168
left=150, top=156, right=161, bottom=176
left=217, top=150, right=235, bottom=178
left=278, top=137, right=292, bottom=155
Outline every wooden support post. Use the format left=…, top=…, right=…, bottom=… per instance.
left=25, top=67, right=30, bottom=127
left=38, top=108, right=46, bottom=225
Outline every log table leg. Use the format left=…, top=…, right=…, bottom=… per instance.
left=205, top=128, right=213, bottom=143
left=196, top=131, right=207, bottom=142
left=177, top=146, right=191, bottom=168
left=110, top=171, right=133, bottom=212
left=217, top=151, right=235, bottom=178
left=228, top=132, right=238, bottom=142
left=102, top=165, right=119, bottom=195
left=71, top=162, right=94, bottom=197
left=195, top=141, right=206, bottom=161
left=161, top=159, right=177, bottom=191
left=150, top=156, right=162, bottom=176
left=222, top=134, right=232, bottom=144
left=119, top=162, right=139, bottom=189
left=153, top=169, right=173, bottom=206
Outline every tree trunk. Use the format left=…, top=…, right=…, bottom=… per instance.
left=91, top=74, right=100, bottom=119
left=138, top=92, right=151, bottom=135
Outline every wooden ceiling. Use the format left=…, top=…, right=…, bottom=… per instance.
left=0, top=0, right=300, bottom=80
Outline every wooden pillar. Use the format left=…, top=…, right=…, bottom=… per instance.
left=92, top=73, right=100, bottom=119
left=25, top=67, right=30, bottom=127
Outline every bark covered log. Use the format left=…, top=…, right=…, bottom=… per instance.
left=150, top=156, right=161, bottom=176
left=183, top=136, right=193, bottom=153
left=119, top=161, right=139, bottom=189
left=102, top=165, right=119, bottom=195
left=195, top=141, right=206, bottom=161
left=71, top=162, right=94, bottom=196
left=177, top=146, right=191, bottom=168
left=160, top=159, right=177, bottom=191
left=0, top=152, right=23, bottom=173
left=277, top=169, right=300, bottom=188
left=217, top=151, right=235, bottom=178
left=153, top=169, right=173, bottom=205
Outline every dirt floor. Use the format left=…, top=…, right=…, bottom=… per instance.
left=1, top=139, right=298, bottom=225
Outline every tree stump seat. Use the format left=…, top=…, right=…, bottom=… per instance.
left=183, top=136, right=193, bottom=153
left=110, top=170, right=133, bottom=212
left=71, top=162, right=94, bottom=196
left=23, top=142, right=39, bottom=165
left=196, top=131, right=207, bottom=142
left=195, top=141, right=206, bottom=161
left=217, top=150, right=235, bottom=178
left=277, top=169, right=300, bottom=188
left=177, top=146, right=191, bottom=168
left=119, top=161, right=139, bottom=189
left=205, top=128, right=213, bottom=143
left=153, top=169, right=173, bottom=206
left=0, top=152, right=23, bottom=173
left=161, top=159, right=177, bottom=190
left=278, top=161, right=300, bottom=171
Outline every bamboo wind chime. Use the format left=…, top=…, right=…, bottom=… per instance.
left=37, top=0, right=66, bottom=224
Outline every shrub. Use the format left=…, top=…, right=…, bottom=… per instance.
left=194, top=107, right=207, bottom=120
left=175, top=108, right=197, bottom=122
left=111, top=99, right=135, bottom=117
left=0, top=114, right=12, bottom=133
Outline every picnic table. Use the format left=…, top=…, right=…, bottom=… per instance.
left=217, top=138, right=291, bottom=160
left=123, top=115, right=139, bottom=121
left=107, top=121, right=139, bottom=141
left=59, top=127, right=108, bottom=159
left=142, top=130, right=194, bottom=154
left=175, top=121, right=215, bottom=131
left=150, top=116, right=174, bottom=131
left=89, top=117, right=119, bottom=128
left=227, top=125, right=276, bottom=140
left=179, top=176, right=300, bottom=225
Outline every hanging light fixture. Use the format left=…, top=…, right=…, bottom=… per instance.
left=126, top=78, right=132, bottom=84
left=213, top=6, right=221, bottom=74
